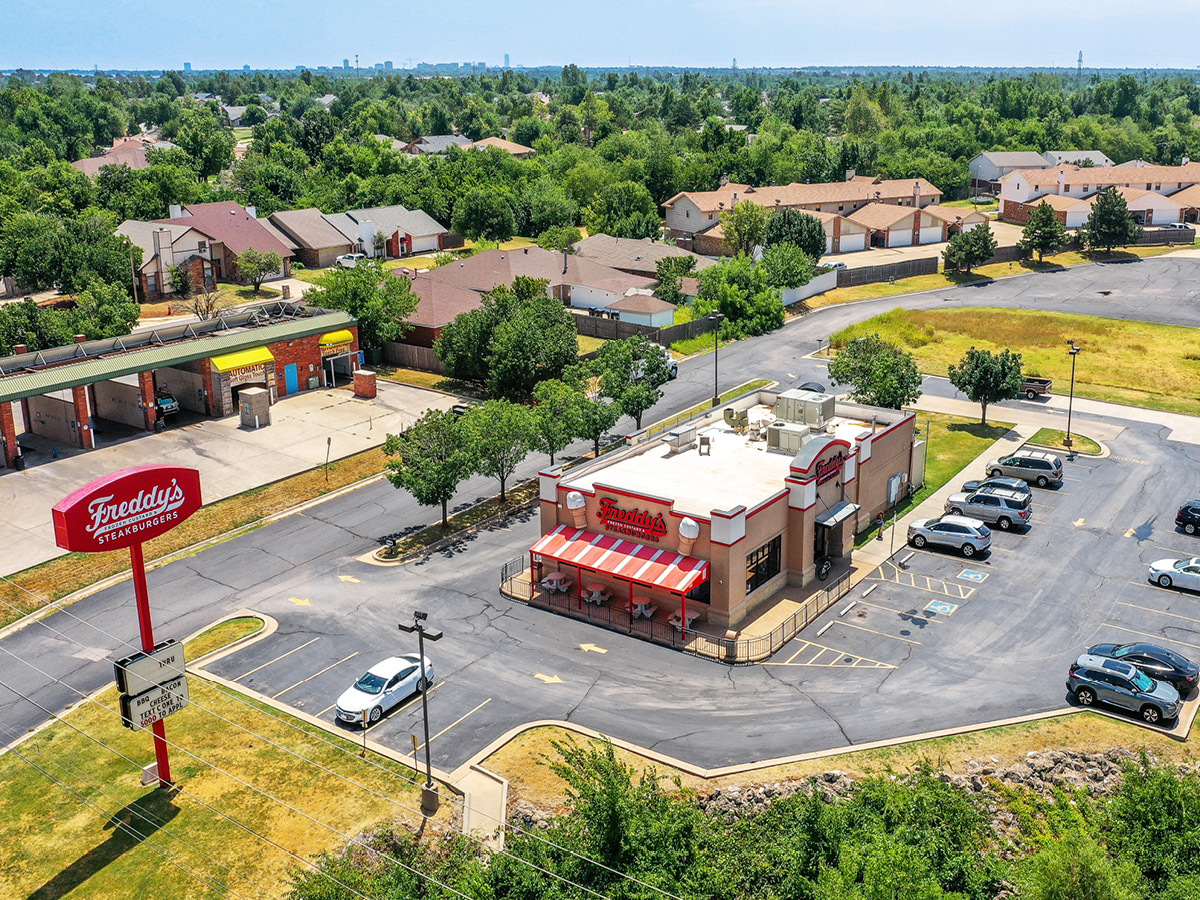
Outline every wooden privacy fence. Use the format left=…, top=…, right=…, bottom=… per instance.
left=499, top=555, right=851, bottom=665
left=836, top=257, right=939, bottom=287
left=573, top=313, right=717, bottom=346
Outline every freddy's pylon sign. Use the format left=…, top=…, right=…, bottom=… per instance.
left=53, top=465, right=203, bottom=787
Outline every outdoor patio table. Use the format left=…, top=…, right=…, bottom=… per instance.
left=632, top=598, right=657, bottom=619
left=585, top=583, right=608, bottom=603
left=669, top=609, right=700, bottom=630
left=543, top=571, right=568, bottom=592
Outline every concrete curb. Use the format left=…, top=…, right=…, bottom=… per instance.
left=367, top=497, right=540, bottom=567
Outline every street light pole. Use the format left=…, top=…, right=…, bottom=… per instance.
left=709, top=312, right=725, bottom=407
left=1065, top=340, right=1080, bottom=459
left=398, top=611, right=442, bottom=815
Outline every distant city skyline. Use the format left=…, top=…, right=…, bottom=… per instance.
left=3, top=0, right=1198, bottom=72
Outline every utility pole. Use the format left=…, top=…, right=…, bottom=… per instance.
left=1065, top=340, right=1080, bottom=459
left=355, top=54, right=359, bottom=80
left=398, top=612, right=442, bottom=815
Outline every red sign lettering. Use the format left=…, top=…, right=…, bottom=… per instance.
left=53, top=465, right=203, bottom=553
left=816, top=451, right=845, bottom=485
left=597, top=497, right=668, bottom=542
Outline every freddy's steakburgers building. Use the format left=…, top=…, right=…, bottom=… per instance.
left=527, top=389, right=924, bottom=633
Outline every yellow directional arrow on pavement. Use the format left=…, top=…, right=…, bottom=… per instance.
left=1074, top=518, right=1086, bottom=528
left=579, top=643, right=608, bottom=654
left=1124, top=528, right=1136, bottom=538
left=288, top=597, right=312, bottom=606
left=534, top=673, right=563, bottom=684
left=338, top=575, right=361, bottom=583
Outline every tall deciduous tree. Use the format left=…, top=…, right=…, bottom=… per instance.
left=827, top=334, right=923, bottom=410
left=1082, top=186, right=1142, bottom=254
left=452, top=188, right=516, bottom=241
left=596, top=335, right=672, bottom=430
left=583, top=181, right=659, bottom=239
left=69, top=279, right=140, bottom=340
left=235, top=247, right=283, bottom=293
left=947, top=346, right=1024, bottom=425
left=487, top=294, right=580, bottom=401
left=566, top=362, right=621, bottom=457
left=654, top=256, right=697, bottom=305
left=1019, top=202, right=1069, bottom=263
left=461, top=400, right=533, bottom=502
left=719, top=201, right=768, bottom=256
left=531, top=378, right=585, bottom=466
left=764, top=207, right=827, bottom=260
left=760, top=242, right=815, bottom=290
left=943, top=221, right=997, bottom=274
left=312, top=262, right=417, bottom=350
left=383, top=409, right=477, bottom=528
left=171, top=108, right=235, bottom=179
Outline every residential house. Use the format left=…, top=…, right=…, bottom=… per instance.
left=688, top=211, right=869, bottom=257
left=373, top=133, right=408, bottom=151
left=846, top=203, right=943, bottom=248
left=1042, top=150, right=1115, bottom=168
left=466, top=136, right=536, bottom=158
left=117, top=220, right=217, bottom=301
left=71, top=138, right=175, bottom=177
left=920, top=205, right=990, bottom=240
left=424, top=246, right=654, bottom=311
left=967, top=152, right=1051, bottom=191
left=572, top=235, right=716, bottom=278
left=324, top=205, right=450, bottom=257
left=256, top=217, right=302, bottom=256
left=403, top=134, right=472, bottom=155
left=266, top=208, right=354, bottom=268
left=221, top=105, right=247, bottom=127
left=392, top=271, right=486, bottom=348
left=604, top=293, right=676, bottom=328
left=312, top=94, right=338, bottom=110
left=154, top=201, right=294, bottom=283
left=1170, top=184, right=1200, bottom=223
left=998, top=161, right=1200, bottom=224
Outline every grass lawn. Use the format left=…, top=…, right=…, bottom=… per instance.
left=1030, top=427, right=1102, bottom=455
left=0, top=447, right=392, bottom=629
left=669, top=332, right=726, bottom=356
left=831, top=307, right=1200, bottom=417
left=485, top=711, right=1196, bottom=810
left=211, top=284, right=281, bottom=305
left=373, top=364, right=487, bottom=399
left=941, top=198, right=999, bottom=211
left=854, top=411, right=1013, bottom=546
left=0, top=620, right=431, bottom=900
left=577, top=335, right=606, bottom=355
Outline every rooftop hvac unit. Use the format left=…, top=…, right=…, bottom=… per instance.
left=663, top=426, right=696, bottom=451
left=766, top=421, right=810, bottom=453
left=800, top=392, right=836, bottom=426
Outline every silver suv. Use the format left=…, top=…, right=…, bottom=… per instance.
left=945, top=488, right=1032, bottom=530
left=907, top=515, right=991, bottom=557
left=986, top=449, right=1063, bottom=488
left=1067, top=653, right=1181, bottom=724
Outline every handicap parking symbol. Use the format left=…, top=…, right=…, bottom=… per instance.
left=925, top=599, right=959, bottom=616
left=957, top=569, right=989, bottom=584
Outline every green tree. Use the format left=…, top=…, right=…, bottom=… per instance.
left=596, top=335, right=672, bottom=430
left=654, top=255, right=697, bottom=305
left=461, top=400, right=533, bottom=502
left=487, top=294, right=579, bottom=401
left=69, top=279, right=139, bottom=340
left=765, top=207, right=827, bottom=260
left=235, top=247, right=283, bottom=293
left=383, top=409, right=477, bottom=529
left=531, top=378, right=584, bottom=465
left=452, top=188, right=516, bottom=242
left=947, top=347, right=1023, bottom=426
left=760, top=242, right=815, bottom=290
left=583, top=181, right=659, bottom=239
left=943, top=221, right=997, bottom=274
left=695, top=254, right=784, bottom=337
left=1019, top=202, right=1069, bottom=263
left=828, top=334, right=923, bottom=410
left=566, top=362, right=622, bottom=456
left=166, top=262, right=194, bottom=299
left=719, top=201, right=769, bottom=256
left=0, top=298, right=45, bottom=354
left=536, top=226, right=582, bottom=252
left=171, top=108, right=235, bottom=179
left=1081, top=187, right=1142, bottom=254
left=435, top=278, right=547, bottom=387
left=1015, top=829, right=1143, bottom=900
left=844, top=86, right=886, bottom=138
left=312, top=262, right=417, bottom=350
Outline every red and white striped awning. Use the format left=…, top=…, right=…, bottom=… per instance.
left=530, top=525, right=709, bottom=595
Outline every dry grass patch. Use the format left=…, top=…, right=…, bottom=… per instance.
left=186, top=616, right=265, bottom=660
left=373, top=365, right=487, bottom=399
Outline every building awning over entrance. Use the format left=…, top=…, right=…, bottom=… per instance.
left=531, top=524, right=709, bottom=595
left=319, top=329, right=354, bottom=347
left=815, top=501, right=860, bottom=528
left=210, top=346, right=275, bottom=373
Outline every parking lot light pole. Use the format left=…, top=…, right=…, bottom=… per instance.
left=398, top=611, right=442, bottom=815
left=709, top=312, right=725, bottom=407
left=1065, top=341, right=1081, bottom=459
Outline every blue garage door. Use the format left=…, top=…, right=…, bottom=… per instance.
left=284, top=363, right=298, bottom=394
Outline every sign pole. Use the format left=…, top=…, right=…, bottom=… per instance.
left=129, top=541, right=172, bottom=787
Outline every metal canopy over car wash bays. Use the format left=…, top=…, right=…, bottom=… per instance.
left=0, top=301, right=358, bottom=469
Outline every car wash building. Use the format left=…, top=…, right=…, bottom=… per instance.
left=523, top=389, right=922, bottom=634
left=0, top=302, right=358, bottom=469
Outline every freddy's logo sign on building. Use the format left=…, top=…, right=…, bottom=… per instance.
left=598, top=497, right=668, bottom=542
left=816, top=451, right=845, bottom=485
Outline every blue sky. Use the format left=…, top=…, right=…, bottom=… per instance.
left=5, top=0, right=1198, bottom=71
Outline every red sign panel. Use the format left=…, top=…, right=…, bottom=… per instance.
left=816, top=451, right=846, bottom=485
left=52, top=465, right=203, bottom=553
left=597, top=497, right=668, bottom=542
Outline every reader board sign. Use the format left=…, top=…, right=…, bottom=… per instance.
left=52, top=465, right=202, bottom=553
left=119, top=675, right=190, bottom=731
left=114, top=639, right=186, bottom=697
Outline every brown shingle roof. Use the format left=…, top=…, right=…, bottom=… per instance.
left=401, top=272, right=485, bottom=328
left=662, top=177, right=942, bottom=212
left=573, top=234, right=716, bottom=276
left=607, top=294, right=675, bottom=314
left=1170, top=184, right=1200, bottom=208
left=156, top=201, right=294, bottom=258
left=268, top=208, right=354, bottom=251
left=921, top=205, right=989, bottom=225
left=71, top=144, right=152, bottom=177
left=256, top=217, right=301, bottom=251
left=424, top=247, right=654, bottom=295
left=1002, top=162, right=1200, bottom=190
left=846, top=203, right=923, bottom=230
left=467, top=136, right=536, bottom=156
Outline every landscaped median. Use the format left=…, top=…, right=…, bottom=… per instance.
left=0, top=616, right=433, bottom=900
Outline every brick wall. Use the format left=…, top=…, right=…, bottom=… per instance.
left=138, top=255, right=213, bottom=303
left=1002, top=200, right=1067, bottom=226
left=268, top=334, right=323, bottom=397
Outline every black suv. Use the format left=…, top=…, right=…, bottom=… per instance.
left=1087, top=642, right=1199, bottom=695
left=1177, top=501, right=1200, bottom=535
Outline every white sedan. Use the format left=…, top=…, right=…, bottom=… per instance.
left=335, top=253, right=367, bottom=268
left=1148, top=557, right=1200, bottom=590
left=334, top=654, right=434, bottom=726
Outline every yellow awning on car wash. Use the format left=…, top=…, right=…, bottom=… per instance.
left=319, top=330, right=354, bottom=347
left=210, top=346, right=275, bottom=373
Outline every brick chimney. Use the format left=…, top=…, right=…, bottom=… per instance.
left=74, top=334, right=87, bottom=344
left=845, top=168, right=855, bottom=181
left=12, top=343, right=27, bottom=354
left=913, top=181, right=921, bottom=207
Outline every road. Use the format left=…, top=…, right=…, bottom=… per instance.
left=4, top=255, right=1200, bottom=770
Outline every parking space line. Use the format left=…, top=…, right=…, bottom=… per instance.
left=1117, top=601, right=1200, bottom=628
left=857, top=598, right=946, bottom=622
left=833, top=620, right=923, bottom=645
left=870, top=562, right=976, bottom=599
left=1100, top=623, right=1200, bottom=652
left=233, top=637, right=320, bottom=681
left=417, top=698, right=492, bottom=750
left=1155, top=546, right=1195, bottom=557
left=318, top=702, right=336, bottom=717
left=765, top=640, right=896, bottom=669
left=272, top=652, right=360, bottom=699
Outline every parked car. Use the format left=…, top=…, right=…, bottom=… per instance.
left=1020, top=376, right=1053, bottom=400
left=632, top=345, right=678, bottom=381
left=1086, top=642, right=1199, bottom=695
left=944, top=488, right=1032, bottom=530
left=155, top=390, right=180, bottom=416
left=824, top=261, right=847, bottom=271
left=907, top=515, right=991, bottom=557
left=1176, top=501, right=1200, bottom=535
left=334, top=654, right=434, bottom=726
left=1147, top=557, right=1200, bottom=591
left=1067, top=653, right=1181, bottom=724
left=960, top=476, right=1031, bottom=496
left=1163, top=222, right=1192, bottom=230
left=986, top=449, right=1063, bottom=488
left=335, top=253, right=367, bottom=268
